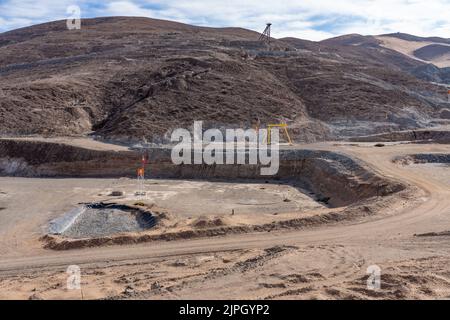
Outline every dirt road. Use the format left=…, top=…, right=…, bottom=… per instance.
left=0, top=142, right=449, bottom=299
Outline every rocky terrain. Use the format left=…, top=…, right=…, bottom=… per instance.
left=0, top=17, right=449, bottom=143
left=0, top=17, right=449, bottom=301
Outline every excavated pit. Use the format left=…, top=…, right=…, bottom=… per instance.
left=0, top=139, right=405, bottom=209
left=48, top=203, right=156, bottom=239
left=0, top=139, right=410, bottom=248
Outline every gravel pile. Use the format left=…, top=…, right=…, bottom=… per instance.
left=60, top=203, right=156, bottom=239
left=413, top=154, right=450, bottom=164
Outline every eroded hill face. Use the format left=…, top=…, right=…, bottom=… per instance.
left=0, top=17, right=449, bottom=143
left=376, top=33, right=450, bottom=68
left=320, top=33, right=450, bottom=83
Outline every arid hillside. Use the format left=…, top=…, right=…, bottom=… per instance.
left=0, top=17, right=449, bottom=143
left=377, top=33, right=450, bottom=68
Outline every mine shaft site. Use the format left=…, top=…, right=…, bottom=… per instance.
left=0, top=137, right=449, bottom=300
left=0, top=6, right=450, bottom=302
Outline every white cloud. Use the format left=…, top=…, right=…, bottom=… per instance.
left=0, top=0, right=449, bottom=40
left=0, top=0, right=80, bottom=31
left=103, top=1, right=156, bottom=17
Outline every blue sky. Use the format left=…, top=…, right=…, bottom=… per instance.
left=0, top=0, right=449, bottom=40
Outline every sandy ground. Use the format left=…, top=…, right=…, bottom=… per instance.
left=0, top=136, right=130, bottom=151
left=0, top=177, right=324, bottom=257
left=402, top=164, right=449, bottom=187
left=0, top=141, right=449, bottom=299
left=376, top=36, right=450, bottom=68
left=108, top=179, right=324, bottom=216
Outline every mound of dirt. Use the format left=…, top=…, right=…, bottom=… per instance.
left=192, top=217, right=227, bottom=229
left=51, top=203, right=156, bottom=239
left=416, top=231, right=450, bottom=237
left=394, top=153, right=450, bottom=165
left=350, top=129, right=450, bottom=144
left=413, top=153, right=450, bottom=164
left=440, top=109, right=450, bottom=119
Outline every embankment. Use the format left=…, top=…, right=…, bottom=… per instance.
left=0, top=139, right=404, bottom=208
left=350, top=129, right=450, bottom=144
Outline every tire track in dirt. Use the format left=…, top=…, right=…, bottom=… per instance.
left=0, top=142, right=448, bottom=300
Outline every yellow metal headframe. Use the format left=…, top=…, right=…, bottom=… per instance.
left=266, top=123, right=293, bottom=145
